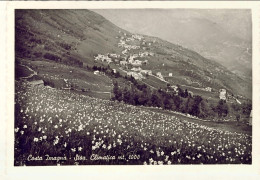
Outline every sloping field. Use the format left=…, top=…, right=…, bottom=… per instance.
left=18, top=59, right=113, bottom=99
left=15, top=81, right=251, bottom=165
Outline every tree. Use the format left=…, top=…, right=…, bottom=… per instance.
left=184, top=89, right=189, bottom=98
left=241, top=102, right=252, bottom=118
left=92, top=65, right=97, bottom=71
left=122, top=87, right=131, bottom=103
left=185, top=96, right=194, bottom=114
left=216, top=100, right=229, bottom=121
left=173, top=95, right=182, bottom=111
left=114, top=71, right=120, bottom=78
left=198, top=100, right=211, bottom=118
left=138, top=91, right=148, bottom=106
left=163, top=95, right=173, bottom=110
left=177, top=85, right=185, bottom=98
left=112, top=81, right=122, bottom=101
left=151, top=91, right=162, bottom=107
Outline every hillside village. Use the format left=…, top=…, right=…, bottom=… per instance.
left=93, top=31, right=239, bottom=102
left=94, top=32, right=155, bottom=81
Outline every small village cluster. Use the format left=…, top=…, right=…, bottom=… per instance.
left=94, top=31, right=216, bottom=96
left=14, top=80, right=252, bottom=165
left=94, top=32, right=156, bottom=80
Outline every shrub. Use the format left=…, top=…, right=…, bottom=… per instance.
left=43, top=53, right=61, bottom=62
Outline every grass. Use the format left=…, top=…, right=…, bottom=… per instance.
left=19, top=59, right=113, bottom=99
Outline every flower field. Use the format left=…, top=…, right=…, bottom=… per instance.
left=15, top=81, right=252, bottom=166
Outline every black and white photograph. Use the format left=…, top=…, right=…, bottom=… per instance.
left=14, top=8, right=253, bottom=166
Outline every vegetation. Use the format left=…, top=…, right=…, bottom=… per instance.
left=112, top=79, right=216, bottom=119
left=14, top=81, right=252, bottom=165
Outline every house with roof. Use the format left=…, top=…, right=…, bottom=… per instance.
left=94, top=70, right=100, bottom=75
left=127, top=72, right=145, bottom=80
left=143, top=60, right=148, bottom=65
left=205, top=87, right=212, bottom=92
left=131, top=60, right=142, bottom=67
left=131, top=67, right=142, bottom=72
left=188, top=91, right=194, bottom=97
left=120, top=60, right=128, bottom=66
left=219, top=89, right=227, bottom=100
left=140, top=70, right=152, bottom=75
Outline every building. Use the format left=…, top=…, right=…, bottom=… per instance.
left=131, top=67, right=142, bottom=72
left=143, top=60, right=148, bottom=65
left=140, top=70, right=152, bottom=75
left=120, top=61, right=127, bottom=66
left=127, top=72, right=144, bottom=80
left=205, top=87, right=212, bottom=92
left=156, top=72, right=164, bottom=80
left=219, top=89, right=227, bottom=100
left=169, top=73, right=173, bottom=77
left=188, top=91, right=194, bottom=97
left=94, top=70, right=100, bottom=75
left=131, top=60, right=142, bottom=67
left=109, top=54, right=119, bottom=58
left=171, top=85, right=179, bottom=93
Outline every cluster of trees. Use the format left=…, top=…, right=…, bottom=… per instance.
left=112, top=80, right=219, bottom=119
left=90, top=65, right=251, bottom=121
left=230, top=101, right=252, bottom=119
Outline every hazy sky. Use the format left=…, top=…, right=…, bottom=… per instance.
left=93, top=9, right=251, bottom=42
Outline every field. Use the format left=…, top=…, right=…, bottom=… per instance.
left=14, top=80, right=252, bottom=165
left=19, top=59, right=113, bottom=100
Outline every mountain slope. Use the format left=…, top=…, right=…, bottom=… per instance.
left=93, top=9, right=252, bottom=78
left=15, top=9, right=251, bottom=99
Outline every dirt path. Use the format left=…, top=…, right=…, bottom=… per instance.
left=19, top=64, right=37, bottom=79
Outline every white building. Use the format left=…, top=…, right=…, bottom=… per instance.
left=131, top=67, right=142, bottom=72
left=94, top=70, right=100, bottom=75
left=143, top=60, right=148, bottom=65
left=169, top=73, right=173, bottom=77
left=171, top=85, right=178, bottom=92
left=188, top=91, right=194, bottom=97
left=140, top=70, right=152, bottom=75
left=205, top=87, right=212, bottom=92
left=219, top=89, right=227, bottom=100
left=127, top=72, right=144, bottom=80
left=156, top=72, right=164, bottom=80
left=131, top=60, right=142, bottom=67
left=120, top=61, right=128, bottom=66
